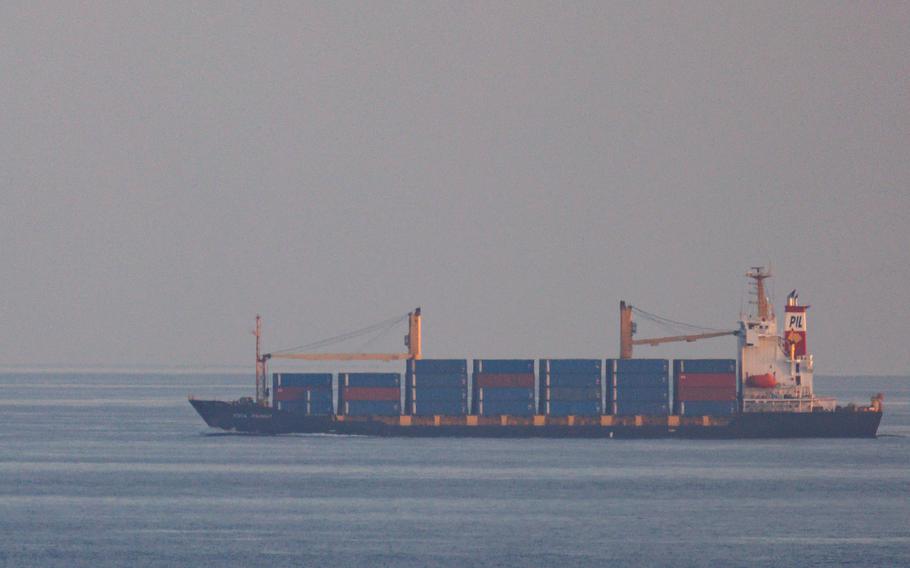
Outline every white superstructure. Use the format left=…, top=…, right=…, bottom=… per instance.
left=738, top=268, right=835, bottom=412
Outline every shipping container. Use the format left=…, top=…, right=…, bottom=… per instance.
left=341, top=386, right=400, bottom=401
left=274, top=386, right=311, bottom=402
left=276, top=401, right=306, bottom=413
left=408, top=387, right=467, bottom=401
left=307, top=389, right=334, bottom=402
left=410, top=400, right=469, bottom=416
left=473, top=359, right=535, bottom=374
left=408, top=359, right=468, bottom=374
left=474, top=373, right=535, bottom=388
left=612, top=387, right=669, bottom=402
left=612, top=373, right=670, bottom=389
left=275, top=388, right=334, bottom=403
left=277, top=400, right=333, bottom=415
left=541, top=372, right=602, bottom=388
left=678, top=400, right=737, bottom=416
left=673, top=359, right=736, bottom=374
left=477, top=387, right=535, bottom=402
left=545, top=400, right=602, bottom=416
left=612, top=401, right=670, bottom=416
left=539, top=359, right=602, bottom=374
left=675, top=373, right=736, bottom=389
left=607, top=358, right=669, bottom=374
left=272, top=373, right=333, bottom=388
left=545, top=387, right=601, bottom=401
left=338, top=373, right=401, bottom=388
left=675, top=386, right=737, bottom=402
left=343, top=400, right=401, bottom=416
left=407, top=373, right=468, bottom=388
left=478, top=400, right=535, bottom=416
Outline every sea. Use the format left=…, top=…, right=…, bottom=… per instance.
left=0, top=373, right=907, bottom=567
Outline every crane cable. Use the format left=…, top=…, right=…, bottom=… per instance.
left=269, top=313, right=410, bottom=354
left=630, top=306, right=730, bottom=335
left=355, top=315, right=408, bottom=351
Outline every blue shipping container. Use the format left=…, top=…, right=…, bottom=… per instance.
left=410, top=387, right=467, bottom=401
left=407, top=373, right=468, bottom=388
left=306, top=390, right=334, bottom=403
left=339, top=373, right=401, bottom=387
left=545, top=400, right=602, bottom=416
left=411, top=401, right=469, bottom=416
left=479, top=400, right=535, bottom=416
left=344, top=400, right=401, bottom=416
left=308, top=402, right=334, bottom=415
left=473, top=359, right=535, bottom=374
left=277, top=400, right=333, bottom=415
left=678, top=400, right=738, bottom=416
left=607, top=359, right=669, bottom=374
left=477, top=387, right=535, bottom=402
left=277, top=401, right=306, bottom=413
left=408, top=359, right=468, bottom=374
left=673, top=359, right=737, bottom=374
left=613, top=387, right=669, bottom=402
left=612, top=401, right=670, bottom=416
left=613, top=373, right=670, bottom=389
left=545, top=387, right=601, bottom=401
left=539, top=359, right=602, bottom=374
left=273, top=373, right=333, bottom=387
left=543, top=373, right=602, bottom=388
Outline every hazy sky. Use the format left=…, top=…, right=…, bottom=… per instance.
left=1, top=2, right=908, bottom=374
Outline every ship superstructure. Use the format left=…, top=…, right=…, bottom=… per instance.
left=739, top=267, right=833, bottom=413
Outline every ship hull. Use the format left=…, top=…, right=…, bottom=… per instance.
left=189, top=399, right=881, bottom=439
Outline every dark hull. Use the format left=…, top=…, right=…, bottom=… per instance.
left=189, top=399, right=882, bottom=439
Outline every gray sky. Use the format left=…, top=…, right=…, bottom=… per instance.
left=1, top=2, right=908, bottom=375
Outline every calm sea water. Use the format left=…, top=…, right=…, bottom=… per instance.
left=0, top=373, right=907, bottom=567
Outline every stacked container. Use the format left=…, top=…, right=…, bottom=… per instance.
left=473, top=359, right=536, bottom=416
left=272, top=373, right=334, bottom=415
left=674, top=359, right=738, bottom=415
left=406, top=359, right=469, bottom=416
left=338, top=372, right=401, bottom=416
left=607, top=359, right=670, bottom=415
left=539, top=359, right=603, bottom=416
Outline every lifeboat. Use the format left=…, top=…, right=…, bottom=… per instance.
left=746, top=373, right=777, bottom=388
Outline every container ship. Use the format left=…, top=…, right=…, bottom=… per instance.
left=189, top=268, right=883, bottom=438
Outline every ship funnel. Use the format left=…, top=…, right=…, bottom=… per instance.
left=784, top=292, right=808, bottom=358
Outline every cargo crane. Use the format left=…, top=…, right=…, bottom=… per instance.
left=252, top=309, right=422, bottom=405
left=619, top=301, right=738, bottom=359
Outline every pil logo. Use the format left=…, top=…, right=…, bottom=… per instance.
left=786, top=315, right=806, bottom=331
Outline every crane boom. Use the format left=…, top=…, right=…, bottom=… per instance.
left=632, top=330, right=737, bottom=346
left=267, top=352, right=412, bottom=362
left=620, top=301, right=737, bottom=358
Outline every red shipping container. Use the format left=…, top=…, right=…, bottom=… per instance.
left=342, top=387, right=400, bottom=401
left=676, top=386, right=737, bottom=401
left=275, top=386, right=329, bottom=401
left=677, top=373, right=736, bottom=389
left=474, top=373, right=535, bottom=388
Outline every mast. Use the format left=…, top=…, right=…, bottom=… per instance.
left=254, top=314, right=268, bottom=405
left=407, top=308, right=422, bottom=360
left=747, top=267, right=772, bottom=320
left=620, top=301, right=634, bottom=359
